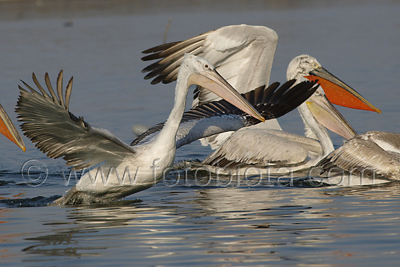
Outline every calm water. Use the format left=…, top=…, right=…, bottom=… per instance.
left=1, top=1, right=400, bottom=266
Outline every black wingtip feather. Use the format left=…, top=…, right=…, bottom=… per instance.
left=142, top=41, right=183, bottom=55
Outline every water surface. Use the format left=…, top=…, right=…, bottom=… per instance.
left=0, top=1, right=399, bottom=266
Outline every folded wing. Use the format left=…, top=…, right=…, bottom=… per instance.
left=316, top=133, right=400, bottom=178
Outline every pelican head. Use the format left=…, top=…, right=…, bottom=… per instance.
left=287, top=55, right=323, bottom=81
left=181, top=54, right=265, bottom=122
left=287, top=54, right=380, bottom=114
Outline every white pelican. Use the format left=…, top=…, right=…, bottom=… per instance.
left=0, top=103, right=25, bottom=151
left=131, top=79, right=319, bottom=148
left=200, top=55, right=381, bottom=174
left=317, top=131, right=400, bottom=180
left=16, top=54, right=264, bottom=205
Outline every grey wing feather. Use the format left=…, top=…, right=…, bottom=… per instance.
left=317, top=137, right=400, bottom=178
left=56, top=71, right=65, bottom=107
left=16, top=71, right=136, bottom=170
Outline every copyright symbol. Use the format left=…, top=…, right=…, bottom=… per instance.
left=21, top=159, right=48, bottom=187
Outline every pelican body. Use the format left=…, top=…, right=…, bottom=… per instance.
left=17, top=54, right=264, bottom=205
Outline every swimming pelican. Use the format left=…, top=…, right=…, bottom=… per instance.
left=200, top=55, right=381, bottom=174
left=317, top=131, right=400, bottom=180
left=131, top=79, right=319, bottom=149
left=16, top=54, right=264, bottom=205
left=0, top=103, right=25, bottom=151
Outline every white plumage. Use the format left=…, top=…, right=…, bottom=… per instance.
left=17, top=54, right=264, bottom=204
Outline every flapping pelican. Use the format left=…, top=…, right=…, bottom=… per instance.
left=0, top=103, right=25, bottom=151
left=16, top=54, right=264, bottom=205
left=317, top=131, right=400, bottom=180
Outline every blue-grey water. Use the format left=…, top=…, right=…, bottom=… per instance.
left=1, top=1, right=400, bottom=266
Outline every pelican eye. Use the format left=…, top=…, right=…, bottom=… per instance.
left=204, top=64, right=209, bottom=69
left=315, top=90, right=321, bottom=96
left=312, top=62, right=319, bottom=69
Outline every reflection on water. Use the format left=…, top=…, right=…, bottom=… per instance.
left=0, top=0, right=400, bottom=266
left=8, top=180, right=400, bottom=266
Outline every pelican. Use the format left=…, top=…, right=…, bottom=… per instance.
left=200, top=55, right=381, bottom=174
left=16, top=54, right=264, bottom=205
left=317, top=131, right=400, bottom=180
left=0, top=103, right=25, bottom=151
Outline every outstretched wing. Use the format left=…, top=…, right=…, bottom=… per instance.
left=132, top=80, right=318, bottom=148
left=142, top=24, right=278, bottom=106
left=16, top=71, right=136, bottom=170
